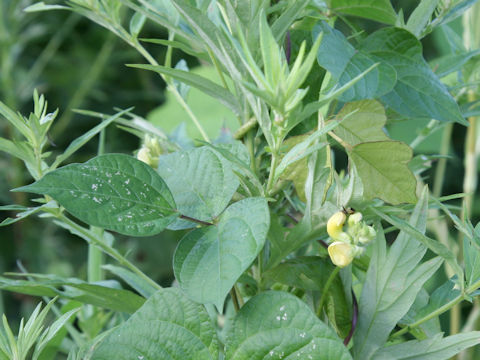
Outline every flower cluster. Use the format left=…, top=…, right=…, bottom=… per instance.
left=326, top=211, right=376, bottom=268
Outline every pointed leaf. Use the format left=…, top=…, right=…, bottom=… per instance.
left=174, top=198, right=269, bottom=309
left=91, top=288, right=218, bottom=360
left=15, top=154, right=178, bottom=236
left=225, top=291, right=352, bottom=360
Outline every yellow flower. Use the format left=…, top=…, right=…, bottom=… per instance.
left=327, top=211, right=346, bottom=240
left=328, top=241, right=355, bottom=268
left=136, top=147, right=152, bottom=165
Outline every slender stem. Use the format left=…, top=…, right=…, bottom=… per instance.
left=230, top=287, right=240, bottom=312
left=266, top=151, right=279, bottom=196
left=409, top=119, right=438, bottom=149
left=57, top=214, right=161, bottom=291
left=179, top=214, right=213, bottom=226
left=87, top=129, right=107, bottom=283
left=391, top=278, right=480, bottom=339
left=316, top=267, right=340, bottom=317
left=432, top=123, right=453, bottom=197
left=392, top=293, right=465, bottom=339
left=131, top=40, right=210, bottom=142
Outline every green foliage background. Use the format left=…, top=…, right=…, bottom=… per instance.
left=0, top=0, right=479, bottom=358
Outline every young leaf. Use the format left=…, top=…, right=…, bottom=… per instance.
left=157, top=146, right=239, bottom=228
left=174, top=198, right=269, bottom=309
left=372, top=332, right=480, bottom=360
left=405, top=0, right=440, bottom=37
left=334, top=100, right=389, bottom=146
left=15, top=154, right=178, bottom=236
left=91, top=288, right=218, bottom=360
left=225, top=291, right=352, bottom=360
left=348, top=141, right=417, bottom=205
left=353, top=189, right=443, bottom=359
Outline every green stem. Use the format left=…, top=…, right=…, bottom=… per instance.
left=57, top=214, right=161, bottom=291
left=432, top=123, right=453, bottom=197
left=230, top=287, right=240, bottom=312
left=316, top=267, right=340, bottom=317
left=392, top=294, right=465, bottom=339
left=266, top=151, right=279, bottom=196
left=391, top=278, right=480, bottom=339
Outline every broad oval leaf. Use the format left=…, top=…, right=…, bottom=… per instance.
left=225, top=291, right=352, bottom=360
left=348, top=141, right=417, bottom=205
left=15, top=154, right=178, bottom=236
left=158, top=146, right=239, bottom=229
left=360, top=27, right=467, bottom=125
left=91, top=288, right=218, bottom=360
left=314, top=22, right=397, bottom=102
left=174, top=197, right=270, bottom=309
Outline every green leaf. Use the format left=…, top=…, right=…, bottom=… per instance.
left=24, top=2, right=70, bottom=12
left=128, top=64, right=241, bottom=116
left=372, top=332, right=480, bottom=360
left=360, top=27, right=467, bottom=125
left=52, top=109, right=131, bottom=169
left=406, top=0, right=441, bottom=37
left=327, top=0, right=397, bottom=24
left=271, top=0, right=310, bottom=41
left=348, top=141, right=417, bottom=205
left=263, top=257, right=352, bottom=338
left=334, top=100, right=389, bottom=146
left=174, top=197, right=269, bottom=309
left=314, top=22, right=397, bottom=102
left=0, top=202, right=57, bottom=227
left=0, top=276, right=144, bottom=314
left=157, top=146, right=239, bottom=228
left=91, top=288, right=218, bottom=360
left=372, top=207, right=464, bottom=286
left=225, top=291, right=352, bottom=360
left=354, top=189, right=443, bottom=359
left=15, top=154, right=178, bottom=236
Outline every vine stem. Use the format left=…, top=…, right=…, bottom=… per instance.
left=316, top=267, right=340, bottom=317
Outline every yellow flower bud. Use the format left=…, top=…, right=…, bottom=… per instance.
left=328, top=241, right=355, bottom=268
left=327, top=211, right=347, bottom=240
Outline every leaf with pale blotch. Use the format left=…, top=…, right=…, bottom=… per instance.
left=334, top=100, right=389, bottom=146
left=174, top=197, right=269, bottom=309
left=15, top=154, right=178, bottom=236
left=91, top=288, right=218, bottom=360
left=348, top=141, right=417, bottom=205
left=225, top=291, right=352, bottom=360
